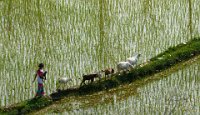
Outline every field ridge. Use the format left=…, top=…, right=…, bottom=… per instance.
left=0, top=37, right=200, bottom=115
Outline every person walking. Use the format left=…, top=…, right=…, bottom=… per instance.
left=33, top=63, right=47, bottom=97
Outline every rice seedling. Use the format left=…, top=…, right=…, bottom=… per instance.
left=62, top=57, right=200, bottom=115
left=0, top=0, right=199, bottom=109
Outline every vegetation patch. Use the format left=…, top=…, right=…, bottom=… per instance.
left=0, top=38, right=200, bottom=114
left=0, top=96, right=52, bottom=115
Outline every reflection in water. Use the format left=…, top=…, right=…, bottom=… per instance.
left=63, top=56, right=200, bottom=115
left=0, top=0, right=200, bottom=106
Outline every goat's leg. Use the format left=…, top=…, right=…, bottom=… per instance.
left=91, top=78, right=94, bottom=83
left=80, top=80, right=85, bottom=87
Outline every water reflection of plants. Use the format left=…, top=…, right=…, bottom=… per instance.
left=64, top=56, right=200, bottom=115
left=0, top=0, right=200, bottom=106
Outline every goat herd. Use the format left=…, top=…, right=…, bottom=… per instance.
left=57, top=54, right=141, bottom=90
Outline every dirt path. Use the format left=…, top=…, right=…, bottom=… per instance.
left=31, top=55, right=200, bottom=114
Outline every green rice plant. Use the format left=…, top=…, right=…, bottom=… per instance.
left=0, top=0, right=200, bottom=108
left=63, top=60, right=200, bottom=115
left=188, top=0, right=193, bottom=39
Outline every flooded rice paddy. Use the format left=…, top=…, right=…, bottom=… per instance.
left=33, top=55, right=200, bottom=114
left=0, top=0, right=200, bottom=107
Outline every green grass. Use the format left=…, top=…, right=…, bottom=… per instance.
left=0, top=96, right=52, bottom=115
left=1, top=0, right=200, bottom=106
left=0, top=37, right=200, bottom=114
left=67, top=60, right=199, bottom=115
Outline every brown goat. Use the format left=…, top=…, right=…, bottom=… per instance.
left=80, top=72, right=101, bottom=86
left=101, top=68, right=114, bottom=79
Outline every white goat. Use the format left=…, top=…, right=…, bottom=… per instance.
left=117, top=61, right=134, bottom=72
left=57, top=77, right=72, bottom=90
left=127, top=54, right=141, bottom=66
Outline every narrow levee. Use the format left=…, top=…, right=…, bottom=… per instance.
left=34, top=54, right=200, bottom=114
left=0, top=38, right=200, bottom=114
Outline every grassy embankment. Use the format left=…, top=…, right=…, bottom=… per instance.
left=0, top=37, right=200, bottom=114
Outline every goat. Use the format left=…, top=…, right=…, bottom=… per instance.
left=127, top=54, right=141, bottom=66
left=101, top=68, right=114, bottom=79
left=57, top=77, right=72, bottom=90
left=80, top=72, right=102, bottom=86
left=117, top=61, right=133, bottom=72
left=58, top=77, right=72, bottom=84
